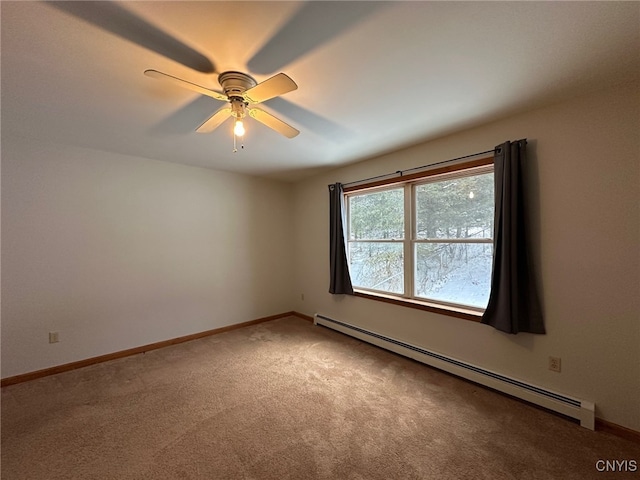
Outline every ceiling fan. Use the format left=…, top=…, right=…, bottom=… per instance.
left=51, top=2, right=379, bottom=144
left=144, top=69, right=300, bottom=141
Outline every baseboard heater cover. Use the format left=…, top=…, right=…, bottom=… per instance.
left=314, top=314, right=595, bottom=430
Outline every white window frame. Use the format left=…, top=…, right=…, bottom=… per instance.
left=345, top=161, right=494, bottom=318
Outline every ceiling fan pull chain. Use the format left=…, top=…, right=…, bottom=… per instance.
left=233, top=133, right=238, bottom=153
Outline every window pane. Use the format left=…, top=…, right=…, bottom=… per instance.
left=416, top=172, right=493, bottom=240
left=415, top=243, right=492, bottom=308
left=349, top=189, right=404, bottom=240
left=349, top=242, right=403, bottom=294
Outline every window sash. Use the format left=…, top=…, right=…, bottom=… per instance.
left=346, top=159, right=494, bottom=312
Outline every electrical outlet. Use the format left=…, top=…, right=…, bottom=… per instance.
left=49, top=331, right=59, bottom=344
left=548, top=356, right=561, bottom=372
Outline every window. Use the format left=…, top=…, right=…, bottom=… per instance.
left=346, top=159, right=494, bottom=316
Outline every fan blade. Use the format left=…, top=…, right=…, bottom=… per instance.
left=196, top=107, right=232, bottom=133
left=247, top=2, right=384, bottom=74
left=145, top=70, right=227, bottom=102
left=244, top=74, right=297, bottom=104
left=249, top=108, right=299, bottom=138
left=266, top=97, right=350, bottom=143
left=49, top=2, right=215, bottom=73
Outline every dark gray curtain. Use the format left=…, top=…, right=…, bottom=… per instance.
left=481, top=140, right=545, bottom=334
left=329, top=183, right=354, bottom=295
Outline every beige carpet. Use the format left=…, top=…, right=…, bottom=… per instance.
left=1, top=316, right=638, bottom=479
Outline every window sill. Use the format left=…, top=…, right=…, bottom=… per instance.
left=353, top=290, right=483, bottom=322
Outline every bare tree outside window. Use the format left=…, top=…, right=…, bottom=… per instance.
left=349, top=188, right=404, bottom=294
left=414, top=172, right=493, bottom=308
left=347, top=166, right=494, bottom=310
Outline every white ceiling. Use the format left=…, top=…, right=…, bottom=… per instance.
left=2, top=1, right=639, bottom=181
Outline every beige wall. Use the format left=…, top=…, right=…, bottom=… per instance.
left=292, top=81, right=640, bottom=430
left=1, top=141, right=294, bottom=378
left=2, top=81, right=638, bottom=431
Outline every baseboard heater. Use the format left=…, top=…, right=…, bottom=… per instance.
left=314, top=314, right=595, bottom=430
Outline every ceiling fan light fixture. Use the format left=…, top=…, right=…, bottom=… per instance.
left=230, top=97, right=247, bottom=142
left=233, top=119, right=245, bottom=137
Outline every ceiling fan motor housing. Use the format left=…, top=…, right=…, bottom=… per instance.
left=218, top=71, right=257, bottom=98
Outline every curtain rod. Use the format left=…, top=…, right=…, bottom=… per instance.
left=340, top=148, right=495, bottom=188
